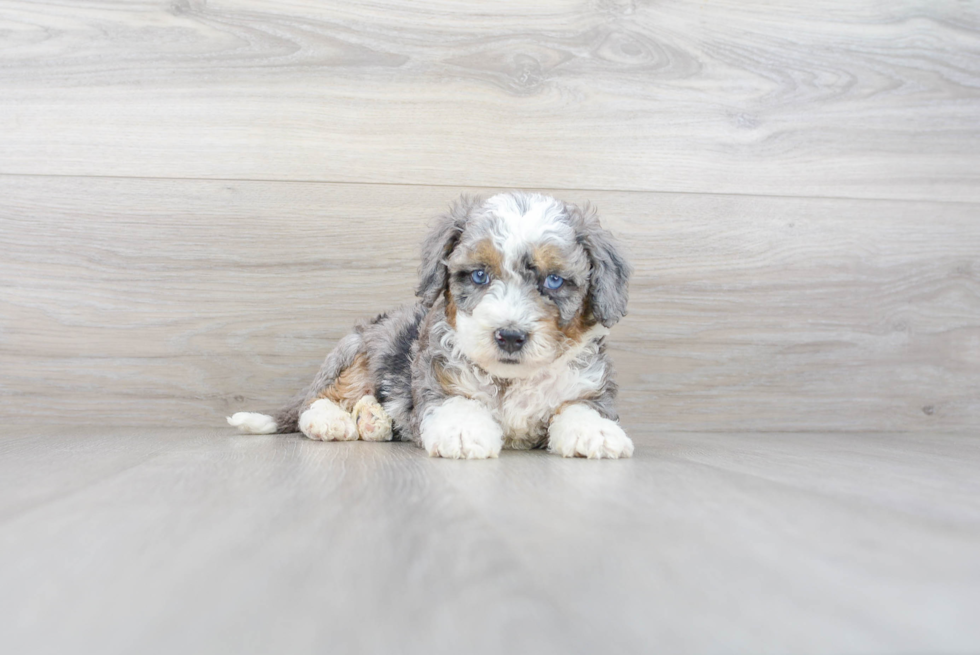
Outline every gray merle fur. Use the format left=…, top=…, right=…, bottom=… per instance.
left=266, top=192, right=630, bottom=445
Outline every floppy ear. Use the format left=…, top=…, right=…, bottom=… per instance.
left=416, top=195, right=480, bottom=307
left=570, top=203, right=632, bottom=327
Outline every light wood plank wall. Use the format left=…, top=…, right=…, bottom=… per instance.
left=1, top=1, right=978, bottom=431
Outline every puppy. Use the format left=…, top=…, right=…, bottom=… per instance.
left=228, top=191, right=634, bottom=459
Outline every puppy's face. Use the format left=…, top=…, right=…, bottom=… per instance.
left=418, top=193, right=631, bottom=379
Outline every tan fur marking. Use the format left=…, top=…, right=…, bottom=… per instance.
left=445, top=290, right=457, bottom=329
left=317, top=353, right=374, bottom=412
left=532, top=243, right=565, bottom=275
left=531, top=243, right=596, bottom=343
left=559, top=302, right=597, bottom=343
left=530, top=285, right=596, bottom=352
left=471, top=238, right=504, bottom=277
left=434, top=360, right=462, bottom=396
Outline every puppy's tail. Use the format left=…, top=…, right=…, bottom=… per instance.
left=226, top=331, right=367, bottom=435
left=227, top=390, right=305, bottom=434
left=227, top=412, right=279, bottom=434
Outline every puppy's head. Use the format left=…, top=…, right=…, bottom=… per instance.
left=417, top=192, right=631, bottom=378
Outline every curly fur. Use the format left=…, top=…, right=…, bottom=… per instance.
left=228, top=191, right=634, bottom=459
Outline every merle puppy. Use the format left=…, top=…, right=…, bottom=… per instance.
left=229, top=191, right=633, bottom=459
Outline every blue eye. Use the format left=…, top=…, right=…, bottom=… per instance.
left=544, top=274, right=564, bottom=290
left=471, top=269, right=489, bottom=285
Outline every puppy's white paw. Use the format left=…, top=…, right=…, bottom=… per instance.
left=548, top=404, right=634, bottom=459
left=420, top=397, right=503, bottom=460
left=298, top=398, right=357, bottom=441
left=352, top=395, right=393, bottom=442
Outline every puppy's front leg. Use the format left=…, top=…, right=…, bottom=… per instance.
left=420, top=396, right=503, bottom=459
left=548, top=404, right=634, bottom=459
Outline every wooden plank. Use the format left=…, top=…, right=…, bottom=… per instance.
left=0, top=428, right=591, bottom=655
left=1, top=175, right=978, bottom=431
left=1, top=1, right=979, bottom=200
left=1, top=427, right=978, bottom=653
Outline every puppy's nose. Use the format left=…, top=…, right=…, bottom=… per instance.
left=494, top=328, right=527, bottom=354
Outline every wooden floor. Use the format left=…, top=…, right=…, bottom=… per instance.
left=2, top=426, right=978, bottom=654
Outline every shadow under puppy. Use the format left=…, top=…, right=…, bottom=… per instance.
left=229, top=191, right=633, bottom=459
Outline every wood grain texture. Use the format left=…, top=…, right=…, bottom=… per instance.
left=1, top=0, right=980, bottom=200
left=1, top=427, right=978, bottom=654
left=2, top=174, right=978, bottom=431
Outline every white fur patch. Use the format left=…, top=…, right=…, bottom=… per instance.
left=485, top=193, right=572, bottom=270
left=420, top=396, right=504, bottom=459
left=548, top=404, right=634, bottom=459
left=454, top=282, right=555, bottom=378
left=227, top=412, right=277, bottom=434
left=298, top=398, right=357, bottom=441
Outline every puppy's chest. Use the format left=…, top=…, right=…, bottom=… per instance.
left=495, top=363, right=605, bottom=445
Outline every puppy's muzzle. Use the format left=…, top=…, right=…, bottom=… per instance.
left=494, top=328, right=527, bottom=354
